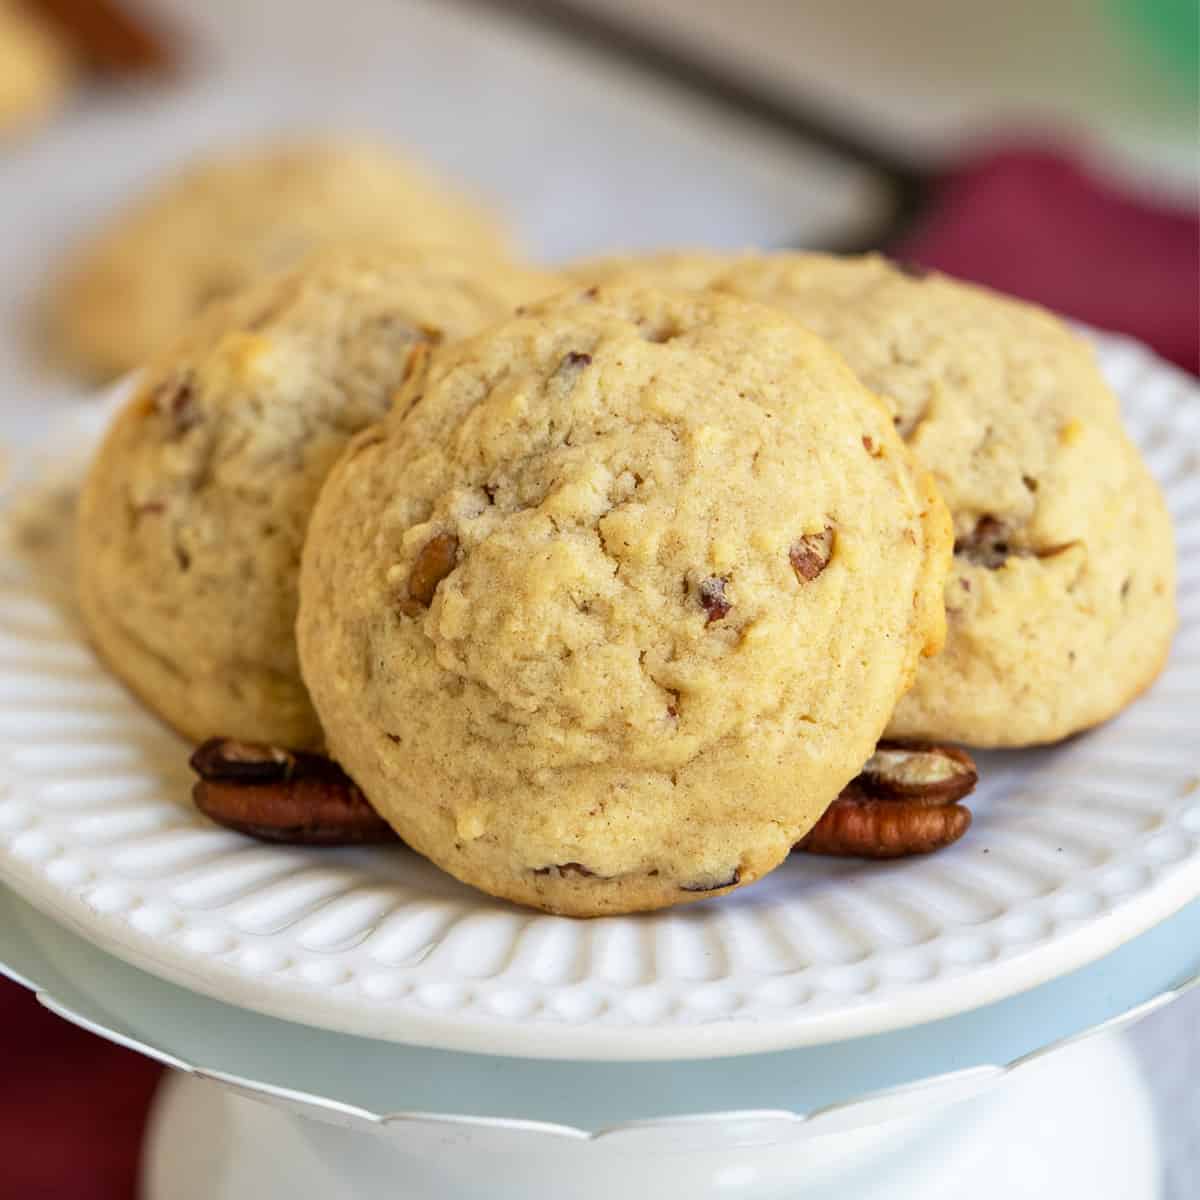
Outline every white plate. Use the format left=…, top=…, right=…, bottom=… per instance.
left=0, top=333, right=1197, bottom=1060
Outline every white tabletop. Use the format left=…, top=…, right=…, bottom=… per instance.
left=0, top=0, right=1195, bottom=1192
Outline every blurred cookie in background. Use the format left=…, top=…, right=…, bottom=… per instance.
left=45, top=137, right=521, bottom=378
left=566, top=249, right=750, bottom=293
left=0, top=0, right=72, bottom=138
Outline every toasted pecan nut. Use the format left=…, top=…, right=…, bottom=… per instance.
left=190, top=738, right=398, bottom=845
left=857, top=740, right=978, bottom=805
left=795, top=741, right=977, bottom=859
left=189, top=737, right=294, bottom=783
left=797, top=793, right=972, bottom=858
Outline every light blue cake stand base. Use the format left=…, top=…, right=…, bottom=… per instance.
left=142, top=1035, right=1156, bottom=1200
left=5, top=885, right=1197, bottom=1198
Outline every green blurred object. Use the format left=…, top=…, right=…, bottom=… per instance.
left=1108, top=0, right=1200, bottom=92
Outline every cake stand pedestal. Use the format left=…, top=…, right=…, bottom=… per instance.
left=140, top=1031, right=1158, bottom=1200
left=4, top=886, right=1197, bottom=1200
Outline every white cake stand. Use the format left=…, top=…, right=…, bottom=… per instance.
left=140, top=1037, right=1158, bottom=1200
left=2, top=886, right=1196, bottom=1199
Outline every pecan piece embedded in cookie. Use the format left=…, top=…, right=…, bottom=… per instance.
left=696, top=575, right=730, bottom=624
left=399, top=532, right=459, bottom=615
left=954, top=515, right=1014, bottom=568
left=534, top=862, right=596, bottom=879
left=955, top=516, right=1079, bottom=571
left=790, top=527, right=834, bottom=582
left=553, top=350, right=592, bottom=381
left=153, top=371, right=199, bottom=437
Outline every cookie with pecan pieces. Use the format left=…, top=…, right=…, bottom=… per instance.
left=77, top=246, right=560, bottom=749
left=297, top=286, right=951, bottom=915
left=716, top=254, right=1176, bottom=747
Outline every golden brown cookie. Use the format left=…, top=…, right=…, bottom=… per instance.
left=297, top=286, right=951, bottom=915
left=77, top=246, right=561, bottom=749
left=716, top=253, right=1177, bottom=746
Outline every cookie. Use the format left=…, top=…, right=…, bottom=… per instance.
left=0, top=1, right=70, bottom=137
left=717, top=253, right=1177, bottom=746
left=77, top=246, right=561, bottom=750
left=49, top=138, right=519, bottom=377
left=297, top=286, right=951, bottom=915
left=566, top=249, right=747, bottom=293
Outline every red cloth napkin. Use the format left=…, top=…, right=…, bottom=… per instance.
left=896, top=144, right=1200, bottom=376
left=0, top=979, right=161, bottom=1198
left=1, top=142, right=1196, bottom=1200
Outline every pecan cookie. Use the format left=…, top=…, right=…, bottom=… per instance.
left=48, top=138, right=519, bottom=377
left=297, top=286, right=951, bottom=915
left=77, top=246, right=560, bottom=749
left=716, top=253, right=1177, bottom=746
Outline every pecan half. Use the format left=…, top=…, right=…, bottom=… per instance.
left=189, top=738, right=398, bottom=845
left=797, top=797, right=971, bottom=858
left=790, top=527, right=834, bottom=583
left=33, top=0, right=177, bottom=77
left=795, top=741, right=976, bottom=859
left=190, top=738, right=293, bottom=783
left=857, top=741, right=977, bottom=805
left=399, top=532, right=458, bottom=615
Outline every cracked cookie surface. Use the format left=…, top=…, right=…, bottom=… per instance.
left=716, top=254, right=1177, bottom=746
left=77, top=246, right=560, bottom=749
left=297, top=286, right=951, bottom=915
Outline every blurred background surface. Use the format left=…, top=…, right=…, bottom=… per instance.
left=1, top=1, right=1197, bottom=1196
